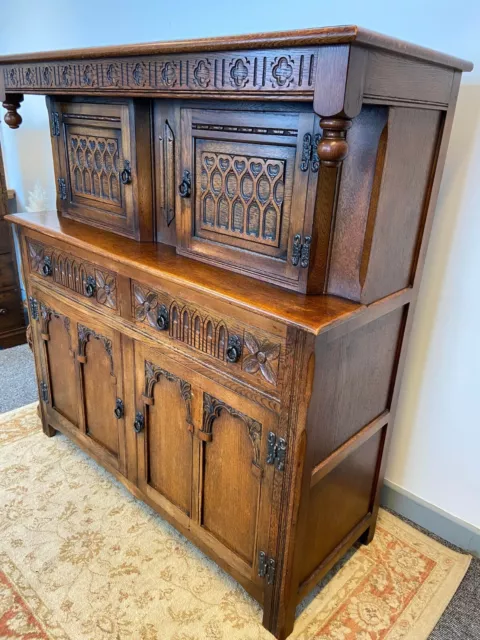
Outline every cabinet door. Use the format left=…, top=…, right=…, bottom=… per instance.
left=33, top=290, right=127, bottom=473
left=177, top=107, right=317, bottom=290
left=197, top=387, right=278, bottom=589
left=134, top=343, right=197, bottom=526
left=49, top=99, right=153, bottom=240
left=76, top=318, right=127, bottom=473
left=36, top=298, right=80, bottom=430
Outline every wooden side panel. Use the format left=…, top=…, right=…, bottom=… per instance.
left=361, top=108, right=442, bottom=303
left=44, top=313, right=78, bottom=426
left=309, top=307, right=404, bottom=466
left=325, top=106, right=388, bottom=299
left=299, top=431, right=382, bottom=586
left=327, top=106, right=442, bottom=303
left=201, top=405, right=262, bottom=566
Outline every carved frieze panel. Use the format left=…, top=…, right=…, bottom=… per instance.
left=132, top=281, right=282, bottom=387
left=28, top=240, right=117, bottom=310
left=3, top=48, right=317, bottom=96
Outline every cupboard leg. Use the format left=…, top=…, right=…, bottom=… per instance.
left=359, top=520, right=377, bottom=545
left=264, top=598, right=296, bottom=640
left=42, top=421, right=56, bottom=437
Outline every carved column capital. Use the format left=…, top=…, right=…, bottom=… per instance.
left=317, top=117, right=352, bottom=167
left=2, top=93, right=24, bottom=129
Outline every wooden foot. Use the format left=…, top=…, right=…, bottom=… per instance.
left=42, top=422, right=56, bottom=437
left=264, top=596, right=296, bottom=640
left=359, top=522, right=377, bottom=545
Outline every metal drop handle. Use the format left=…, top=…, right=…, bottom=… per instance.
left=133, top=412, right=145, bottom=433
left=120, top=160, right=132, bottom=185
left=178, top=170, right=191, bottom=198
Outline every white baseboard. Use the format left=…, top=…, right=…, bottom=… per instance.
left=381, top=480, right=480, bottom=558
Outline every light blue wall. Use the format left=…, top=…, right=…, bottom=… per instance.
left=0, top=1, right=479, bottom=529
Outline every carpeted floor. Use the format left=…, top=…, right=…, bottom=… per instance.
left=0, top=344, right=38, bottom=413
left=0, top=343, right=478, bottom=639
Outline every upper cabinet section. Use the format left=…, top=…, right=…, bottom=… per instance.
left=176, top=106, right=319, bottom=290
left=47, top=98, right=153, bottom=241
left=1, top=27, right=472, bottom=300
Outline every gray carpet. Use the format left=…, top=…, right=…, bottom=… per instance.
left=0, top=344, right=477, bottom=637
left=0, top=343, right=38, bottom=412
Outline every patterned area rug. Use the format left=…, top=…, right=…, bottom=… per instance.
left=0, top=404, right=471, bottom=639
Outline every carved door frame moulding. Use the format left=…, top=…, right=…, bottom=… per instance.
left=201, top=392, right=262, bottom=468
left=77, top=323, right=114, bottom=376
left=143, top=359, right=194, bottom=430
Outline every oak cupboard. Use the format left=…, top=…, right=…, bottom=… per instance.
left=0, top=141, right=26, bottom=347
left=1, top=25, right=472, bottom=639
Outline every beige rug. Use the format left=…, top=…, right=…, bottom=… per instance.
left=0, top=403, right=471, bottom=639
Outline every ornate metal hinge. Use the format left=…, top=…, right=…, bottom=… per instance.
left=40, top=381, right=49, bottom=403
left=28, top=296, right=38, bottom=320
left=58, top=178, right=67, bottom=200
left=291, top=234, right=312, bottom=269
left=300, top=132, right=321, bottom=173
left=51, top=111, right=60, bottom=137
left=266, top=431, right=287, bottom=472
left=258, top=551, right=276, bottom=585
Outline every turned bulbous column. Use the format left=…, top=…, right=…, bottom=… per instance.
left=2, top=94, right=24, bottom=129
left=317, top=117, right=352, bottom=167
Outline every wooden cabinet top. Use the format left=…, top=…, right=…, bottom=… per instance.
left=0, top=26, right=471, bottom=107
left=6, top=210, right=364, bottom=335
left=0, top=26, right=472, bottom=70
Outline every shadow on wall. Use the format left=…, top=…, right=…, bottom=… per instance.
left=385, top=83, right=480, bottom=499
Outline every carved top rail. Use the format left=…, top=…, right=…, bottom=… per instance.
left=0, top=27, right=471, bottom=102
left=0, top=26, right=472, bottom=69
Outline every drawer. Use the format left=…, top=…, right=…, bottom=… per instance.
left=26, top=238, right=118, bottom=313
left=0, top=289, right=24, bottom=332
left=49, top=98, right=153, bottom=241
left=131, top=280, right=284, bottom=394
left=0, top=252, right=17, bottom=290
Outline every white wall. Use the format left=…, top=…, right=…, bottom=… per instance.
left=1, top=1, right=479, bottom=529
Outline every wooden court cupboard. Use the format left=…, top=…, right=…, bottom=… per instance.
left=1, top=26, right=472, bottom=639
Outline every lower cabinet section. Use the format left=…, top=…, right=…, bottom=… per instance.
left=31, top=287, right=280, bottom=603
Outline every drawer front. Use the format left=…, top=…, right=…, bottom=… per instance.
left=177, top=107, right=318, bottom=290
left=0, top=289, right=24, bottom=332
left=0, top=253, right=17, bottom=290
left=132, top=280, right=284, bottom=393
left=26, top=238, right=118, bottom=313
